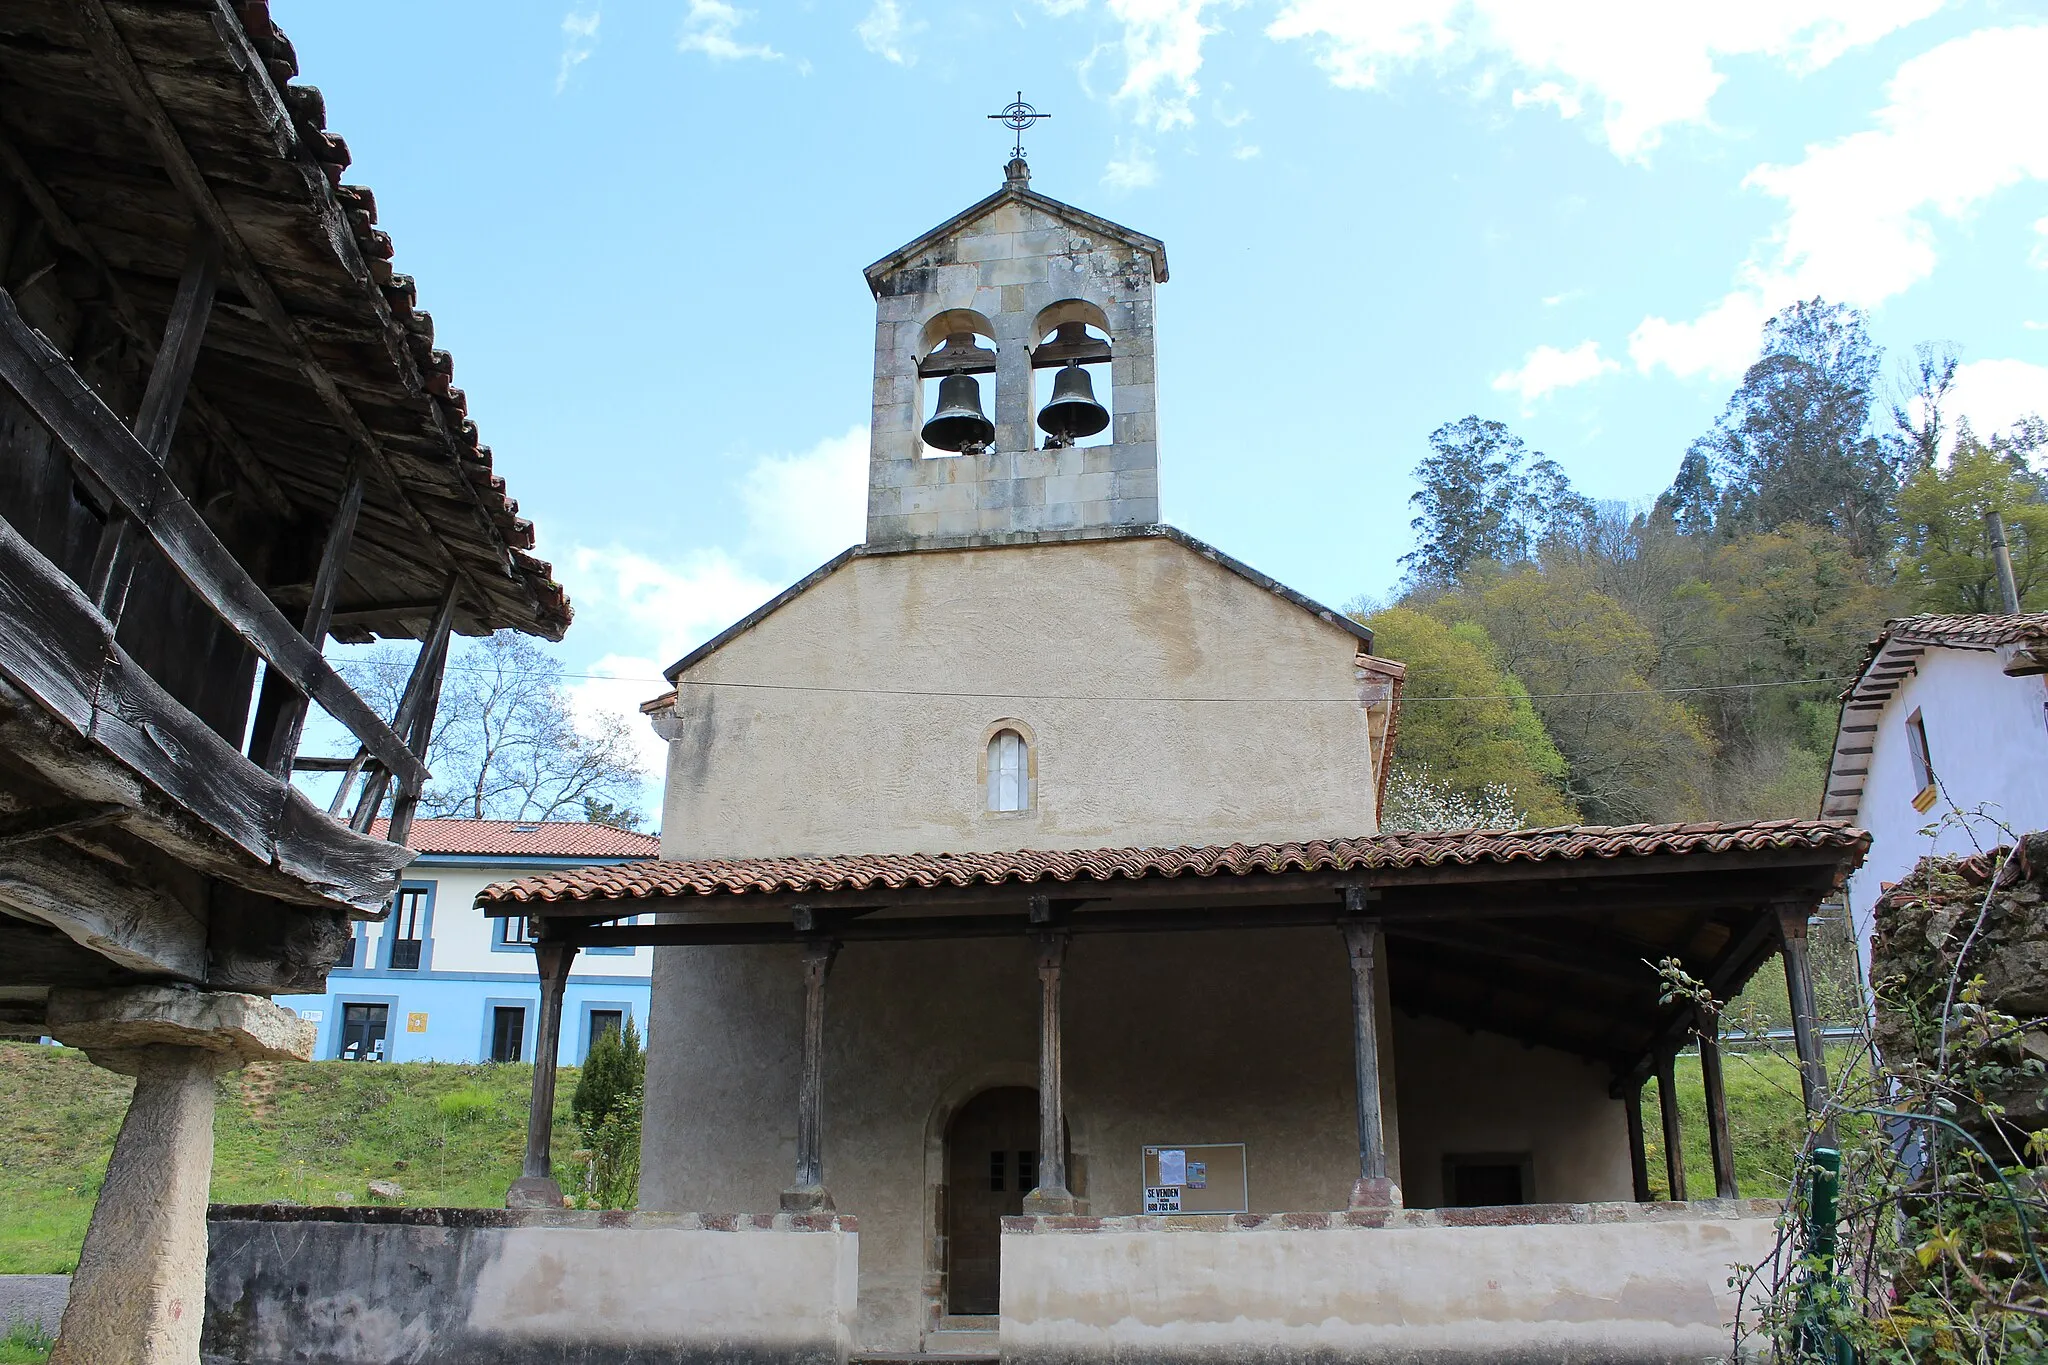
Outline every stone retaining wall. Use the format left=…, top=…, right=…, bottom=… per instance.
left=202, top=1205, right=858, bottom=1365
left=1000, top=1199, right=1784, bottom=1364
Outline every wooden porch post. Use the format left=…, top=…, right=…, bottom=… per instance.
left=507, top=933, right=577, bottom=1208
left=1778, top=904, right=1838, bottom=1146
left=1655, top=1050, right=1688, bottom=1201
left=1697, top=1011, right=1740, bottom=1198
left=1342, top=900, right=1399, bottom=1209
left=1623, top=1079, right=1652, bottom=1203
left=1023, top=924, right=1075, bottom=1214
left=783, top=936, right=839, bottom=1211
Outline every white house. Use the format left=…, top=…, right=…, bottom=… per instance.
left=1824, top=613, right=2048, bottom=964
left=277, top=819, right=660, bottom=1064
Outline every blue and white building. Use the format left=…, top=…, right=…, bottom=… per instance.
left=279, top=819, right=660, bottom=1064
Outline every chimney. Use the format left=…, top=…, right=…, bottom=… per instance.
left=1987, top=510, right=2022, bottom=615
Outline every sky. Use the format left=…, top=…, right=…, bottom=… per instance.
left=273, top=0, right=2048, bottom=814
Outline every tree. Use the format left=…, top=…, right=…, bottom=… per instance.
left=1652, top=449, right=1718, bottom=535
left=581, top=797, right=648, bottom=833
left=1693, top=299, right=1898, bottom=561
left=342, top=631, right=648, bottom=825
left=1886, top=341, right=1959, bottom=474
left=1358, top=606, right=1576, bottom=826
left=1443, top=566, right=1716, bottom=823
left=1401, top=416, right=1593, bottom=586
left=1896, top=434, right=2048, bottom=613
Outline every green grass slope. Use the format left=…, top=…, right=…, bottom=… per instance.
left=0, top=1042, right=581, bottom=1275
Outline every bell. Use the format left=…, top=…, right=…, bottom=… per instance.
left=921, top=373, right=995, bottom=452
left=1037, top=363, right=1110, bottom=443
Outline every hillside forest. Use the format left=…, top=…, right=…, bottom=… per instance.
left=1363, top=298, right=2048, bottom=832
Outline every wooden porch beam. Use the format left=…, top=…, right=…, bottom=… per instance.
left=0, top=293, right=427, bottom=792
left=1655, top=1050, right=1688, bottom=1201
left=782, top=936, right=839, bottom=1211
left=1342, top=902, right=1396, bottom=1207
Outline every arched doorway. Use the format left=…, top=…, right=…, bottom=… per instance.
left=944, top=1087, right=1039, bottom=1316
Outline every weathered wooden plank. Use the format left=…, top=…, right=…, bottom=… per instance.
left=272, top=787, right=411, bottom=917
left=0, top=287, right=428, bottom=789
left=0, top=801, right=125, bottom=850
left=91, top=650, right=281, bottom=865
left=0, top=511, right=107, bottom=734
left=0, top=840, right=207, bottom=979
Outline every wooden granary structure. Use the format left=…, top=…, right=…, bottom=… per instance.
left=0, top=2, right=566, bottom=1358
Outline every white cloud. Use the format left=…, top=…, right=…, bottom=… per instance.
left=1036, top=0, right=1089, bottom=14
left=1108, top=0, right=1222, bottom=132
left=1103, top=138, right=1160, bottom=188
left=736, top=425, right=870, bottom=575
left=1950, top=359, right=2048, bottom=448
left=1490, top=340, right=1619, bottom=406
left=1631, top=25, right=2048, bottom=380
left=1265, top=0, right=1944, bottom=160
left=1232, top=143, right=1261, bottom=160
left=678, top=0, right=782, bottom=61
left=2032, top=215, right=2048, bottom=270
left=857, top=0, right=923, bottom=65
left=556, top=10, right=600, bottom=92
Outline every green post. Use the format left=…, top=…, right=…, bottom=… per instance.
left=1796, top=1147, right=1853, bottom=1365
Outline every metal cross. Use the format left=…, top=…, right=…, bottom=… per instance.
left=988, top=91, right=1051, bottom=161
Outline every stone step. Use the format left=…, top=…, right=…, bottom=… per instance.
left=850, top=1354, right=998, bottom=1364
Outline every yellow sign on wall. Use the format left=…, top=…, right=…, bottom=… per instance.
left=406, top=1012, right=429, bottom=1033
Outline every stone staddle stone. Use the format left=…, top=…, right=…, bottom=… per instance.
left=46, top=986, right=316, bottom=1069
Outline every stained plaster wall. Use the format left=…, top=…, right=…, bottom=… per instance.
left=1846, top=647, right=2048, bottom=965
left=640, top=927, right=1633, bottom=1352
left=866, top=191, right=1159, bottom=545
left=656, top=535, right=1378, bottom=860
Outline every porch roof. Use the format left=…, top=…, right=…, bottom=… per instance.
left=477, top=819, right=1866, bottom=1087
left=479, top=818, right=1865, bottom=907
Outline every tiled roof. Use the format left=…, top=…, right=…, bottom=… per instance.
left=374, top=819, right=659, bottom=859
left=478, top=818, right=1865, bottom=906
left=1885, top=613, right=2048, bottom=650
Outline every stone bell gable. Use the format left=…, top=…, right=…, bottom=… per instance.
left=863, top=160, right=1167, bottom=548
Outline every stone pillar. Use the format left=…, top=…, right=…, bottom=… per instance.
left=1341, top=915, right=1400, bottom=1209
left=1778, top=905, right=1838, bottom=1147
left=783, top=937, right=839, bottom=1212
left=508, top=936, right=578, bottom=1209
left=1022, top=930, right=1074, bottom=1214
left=1698, top=1013, right=1740, bottom=1199
left=44, top=987, right=314, bottom=1365
left=1655, top=1049, right=1688, bottom=1201
left=1623, top=1079, right=1652, bottom=1203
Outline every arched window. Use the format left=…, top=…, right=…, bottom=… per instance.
left=987, top=728, right=1028, bottom=812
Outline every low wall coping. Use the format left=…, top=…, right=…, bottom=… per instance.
left=207, top=1204, right=857, bottom=1233
left=1003, top=1197, right=1782, bottom=1234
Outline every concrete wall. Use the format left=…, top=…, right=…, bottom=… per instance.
left=999, top=1201, right=1781, bottom=1364
left=658, top=536, right=1378, bottom=861
left=202, top=1207, right=857, bottom=1365
left=867, top=192, right=1159, bottom=545
left=1848, top=648, right=2048, bottom=964
left=641, top=928, right=1631, bottom=1353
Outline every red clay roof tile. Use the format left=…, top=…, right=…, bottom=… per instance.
left=477, top=818, right=1865, bottom=907
left=375, top=819, right=659, bottom=859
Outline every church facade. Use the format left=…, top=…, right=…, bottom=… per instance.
left=472, top=163, right=1868, bottom=1363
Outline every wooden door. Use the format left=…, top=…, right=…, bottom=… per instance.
left=946, top=1087, right=1039, bottom=1316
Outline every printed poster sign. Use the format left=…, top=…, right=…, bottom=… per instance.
left=406, top=1012, right=429, bottom=1033
left=1156, top=1148, right=1187, bottom=1186
left=1144, top=1187, right=1182, bottom=1214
